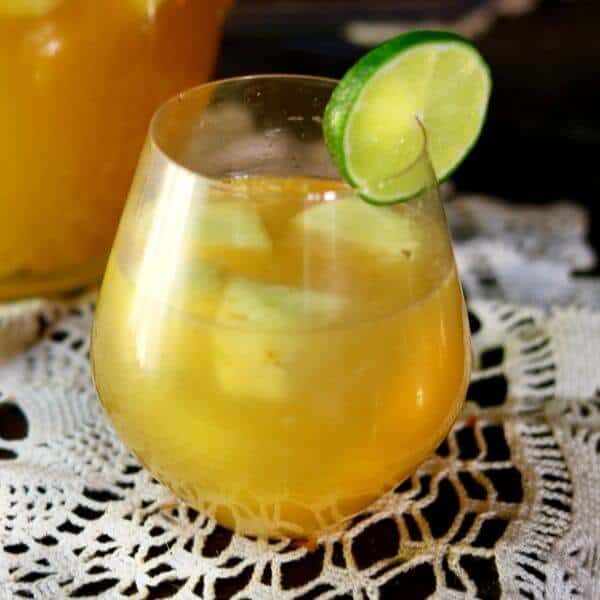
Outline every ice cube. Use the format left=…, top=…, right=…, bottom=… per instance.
left=213, top=278, right=344, bottom=402
left=192, top=201, right=272, bottom=253
left=293, top=198, right=420, bottom=259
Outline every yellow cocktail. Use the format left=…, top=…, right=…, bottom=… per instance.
left=94, top=177, right=468, bottom=537
left=92, top=76, right=470, bottom=538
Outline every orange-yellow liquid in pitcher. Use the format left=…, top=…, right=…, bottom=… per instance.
left=0, top=0, right=228, bottom=290
left=92, top=177, right=470, bottom=537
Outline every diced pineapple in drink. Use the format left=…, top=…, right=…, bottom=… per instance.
left=0, top=0, right=63, bottom=17
left=192, top=201, right=272, bottom=253
left=194, top=202, right=271, bottom=250
left=213, top=278, right=344, bottom=402
left=188, top=200, right=273, bottom=279
left=174, top=260, right=224, bottom=319
left=293, top=198, right=420, bottom=259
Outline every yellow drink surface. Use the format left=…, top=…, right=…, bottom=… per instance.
left=92, top=177, right=470, bottom=538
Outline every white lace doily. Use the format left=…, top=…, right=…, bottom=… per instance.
left=0, top=195, right=599, bottom=599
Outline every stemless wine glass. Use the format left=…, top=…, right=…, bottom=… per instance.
left=91, top=75, right=471, bottom=539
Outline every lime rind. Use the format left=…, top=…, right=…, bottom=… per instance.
left=324, top=30, right=492, bottom=205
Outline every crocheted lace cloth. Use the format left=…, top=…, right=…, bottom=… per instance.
left=0, top=195, right=598, bottom=599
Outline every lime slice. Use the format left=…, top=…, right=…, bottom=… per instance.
left=0, top=0, right=64, bottom=17
left=324, top=30, right=491, bottom=203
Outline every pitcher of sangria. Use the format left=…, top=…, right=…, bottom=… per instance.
left=0, top=0, right=231, bottom=299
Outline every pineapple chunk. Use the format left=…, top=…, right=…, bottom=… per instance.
left=191, top=201, right=272, bottom=253
left=173, top=260, right=225, bottom=319
left=293, top=198, right=420, bottom=259
left=213, top=278, right=344, bottom=402
left=0, top=0, right=63, bottom=17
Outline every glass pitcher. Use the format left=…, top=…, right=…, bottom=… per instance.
left=0, top=0, right=232, bottom=299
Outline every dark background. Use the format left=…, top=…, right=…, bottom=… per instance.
left=216, top=0, right=600, bottom=268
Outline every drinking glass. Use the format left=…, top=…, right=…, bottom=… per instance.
left=0, top=0, right=231, bottom=299
left=92, top=75, right=471, bottom=538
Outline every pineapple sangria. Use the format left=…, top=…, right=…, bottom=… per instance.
left=0, top=0, right=231, bottom=298
left=92, top=52, right=492, bottom=537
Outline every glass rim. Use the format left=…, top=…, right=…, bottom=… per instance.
left=148, top=73, right=430, bottom=201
